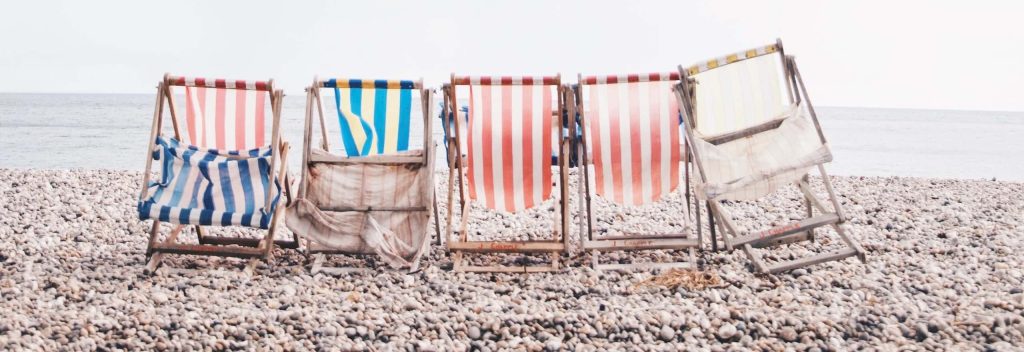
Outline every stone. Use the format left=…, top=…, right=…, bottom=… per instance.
left=659, top=325, right=675, bottom=341
left=717, top=323, right=737, bottom=340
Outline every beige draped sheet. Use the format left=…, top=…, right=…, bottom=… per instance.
left=286, top=148, right=434, bottom=270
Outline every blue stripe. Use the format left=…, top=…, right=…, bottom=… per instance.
left=217, top=162, right=236, bottom=212
left=374, top=87, right=388, bottom=153
left=333, top=87, right=361, bottom=157
left=348, top=81, right=375, bottom=155
left=237, top=160, right=255, bottom=213
left=178, top=208, right=191, bottom=224
left=200, top=207, right=213, bottom=225
left=397, top=88, right=412, bottom=151
left=220, top=212, right=233, bottom=226
left=167, top=148, right=196, bottom=207
left=159, top=204, right=171, bottom=222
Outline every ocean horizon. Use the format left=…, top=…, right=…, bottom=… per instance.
left=1, top=93, right=1022, bottom=181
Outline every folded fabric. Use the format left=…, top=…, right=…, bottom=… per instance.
left=286, top=149, right=433, bottom=269
left=692, top=104, right=832, bottom=201
left=138, top=136, right=281, bottom=229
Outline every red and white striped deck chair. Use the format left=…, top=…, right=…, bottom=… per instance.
left=443, top=74, right=571, bottom=273
left=574, top=72, right=700, bottom=271
left=137, top=74, right=293, bottom=274
left=674, top=39, right=866, bottom=274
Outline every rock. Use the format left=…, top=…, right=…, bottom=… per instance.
left=659, top=325, right=675, bottom=341
left=544, top=339, right=562, bottom=351
left=152, top=292, right=169, bottom=305
left=779, top=327, right=798, bottom=342
left=1011, top=288, right=1022, bottom=294
left=717, top=323, right=737, bottom=341
left=791, top=268, right=808, bottom=277
left=468, top=326, right=482, bottom=340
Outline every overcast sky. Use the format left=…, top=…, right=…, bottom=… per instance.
left=1, top=0, right=1021, bottom=111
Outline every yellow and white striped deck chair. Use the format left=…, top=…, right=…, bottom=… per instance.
left=674, top=39, right=866, bottom=274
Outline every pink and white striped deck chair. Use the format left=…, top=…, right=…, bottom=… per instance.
left=443, top=74, right=571, bottom=273
left=574, top=72, right=700, bottom=271
left=137, top=74, right=293, bottom=274
left=675, top=39, right=866, bottom=274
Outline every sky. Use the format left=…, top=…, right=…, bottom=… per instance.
left=1, top=0, right=1022, bottom=112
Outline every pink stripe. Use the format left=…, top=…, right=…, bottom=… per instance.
left=197, top=87, right=207, bottom=146
left=588, top=87, right=604, bottom=201
left=628, top=83, right=643, bottom=205
left=254, top=91, right=266, bottom=146
left=501, top=85, right=515, bottom=211
left=669, top=92, right=681, bottom=192
left=540, top=85, right=553, bottom=203
left=185, top=87, right=197, bottom=144
left=521, top=85, right=535, bottom=208
left=467, top=87, right=477, bottom=201
left=648, top=84, right=664, bottom=201
left=235, top=90, right=246, bottom=150
left=215, top=88, right=227, bottom=149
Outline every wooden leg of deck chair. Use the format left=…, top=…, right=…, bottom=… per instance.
left=742, top=243, right=769, bottom=274
left=145, top=224, right=185, bottom=274
left=801, top=175, right=815, bottom=242
left=145, top=220, right=161, bottom=256
left=591, top=250, right=600, bottom=271
left=310, top=253, right=326, bottom=274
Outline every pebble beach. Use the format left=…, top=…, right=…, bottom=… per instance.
left=1, top=168, right=1022, bottom=350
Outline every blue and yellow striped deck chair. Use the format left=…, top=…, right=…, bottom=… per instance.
left=286, top=77, right=437, bottom=273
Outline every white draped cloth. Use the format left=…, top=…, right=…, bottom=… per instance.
left=286, top=148, right=434, bottom=270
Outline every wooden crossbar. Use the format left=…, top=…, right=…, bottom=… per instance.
left=583, top=238, right=698, bottom=251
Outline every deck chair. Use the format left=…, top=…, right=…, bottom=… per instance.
left=574, top=72, right=699, bottom=271
left=286, top=77, right=436, bottom=274
left=673, top=40, right=866, bottom=274
left=138, top=74, right=293, bottom=274
left=443, top=75, right=571, bottom=273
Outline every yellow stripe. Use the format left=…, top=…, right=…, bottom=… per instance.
left=387, top=81, right=401, bottom=89
left=706, top=60, right=719, bottom=69
left=726, top=54, right=739, bottom=63
left=384, top=89, right=401, bottom=153
left=688, top=66, right=700, bottom=75
left=765, top=45, right=777, bottom=53
left=745, top=49, right=757, bottom=59
left=361, top=81, right=374, bottom=89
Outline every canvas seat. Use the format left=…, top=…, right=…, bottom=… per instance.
left=675, top=40, right=866, bottom=274
left=137, top=74, right=292, bottom=274
left=442, top=74, right=572, bottom=273
left=573, top=72, right=699, bottom=271
left=287, top=77, right=435, bottom=273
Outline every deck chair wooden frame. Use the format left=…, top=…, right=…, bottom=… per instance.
left=573, top=72, right=700, bottom=272
left=298, top=76, right=437, bottom=274
left=674, top=40, right=866, bottom=274
left=139, top=74, right=294, bottom=274
left=443, top=75, right=571, bottom=273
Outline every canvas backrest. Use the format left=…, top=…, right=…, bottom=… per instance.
left=322, top=78, right=418, bottom=157
left=578, top=72, right=682, bottom=206
left=685, top=43, right=791, bottom=137
left=453, top=75, right=559, bottom=212
left=167, top=76, right=273, bottom=150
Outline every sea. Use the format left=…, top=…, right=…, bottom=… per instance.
left=1, top=93, right=1022, bottom=181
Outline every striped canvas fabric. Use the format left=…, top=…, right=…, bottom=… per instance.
left=685, top=43, right=779, bottom=75
left=465, top=78, right=555, bottom=212
left=581, top=73, right=682, bottom=206
left=138, top=136, right=282, bottom=229
left=177, top=77, right=271, bottom=150
left=691, top=52, right=788, bottom=138
left=325, top=79, right=415, bottom=157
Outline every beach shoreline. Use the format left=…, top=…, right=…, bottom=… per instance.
left=1, top=169, right=1022, bottom=350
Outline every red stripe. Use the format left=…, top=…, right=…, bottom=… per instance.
left=197, top=87, right=208, bottom=146
left=174, top=77, right=186, bottom=86
left=466, top=87, right=477, bottom=201
left=521, top=85, right=535, bottom=208
left=214, top=79, right=227, bottom=89
left=522, top=77, right=534, bottom=85
left=235, top=90, right=246, bottom=150
left=627, top=74, right=639, bottom=83
left=606, top=76, right=618, bottom=84
left=254, top=81, right=268, bottom=91
left=215, top=88, right=227, bottom=149
left=480, top=86, right=495, bottom=209
left=628, top=83, right=643, bottom=205
left=500, top=77, right=513, bottom=85
left=587, top=86, right=604, bottom=201
left=501, top=85, right=515, bottom=211
left=543, top=77, right=558, bottom=85
left=584, top=77, right=596, bottom=85
left=648, top=83, right=664, bottom=200
left=541, top=85, right=553, bottom=202
left=195, top=78, right=206, bottom=87
left=607, top=84, right=623, bottom=203
left=185, top=87, right=197, bottom=144
left=254, top=91, right=266, bottom=146
left=233, top=80, right=245, bottom=89
left=480, top=77, right=492, bottom=85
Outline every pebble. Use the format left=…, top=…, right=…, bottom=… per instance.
left=0, top=170, right=1021, bottom=350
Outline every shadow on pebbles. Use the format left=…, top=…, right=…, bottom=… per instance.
left=0, top=169, right=1022, bottom=350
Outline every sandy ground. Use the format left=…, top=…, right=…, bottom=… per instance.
left=0, top=169, right=1022, bottom=351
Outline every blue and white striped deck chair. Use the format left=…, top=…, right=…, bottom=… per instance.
left=137, top=74, right=292, bottom=274
left=287, top=77, right=436, bottom=273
